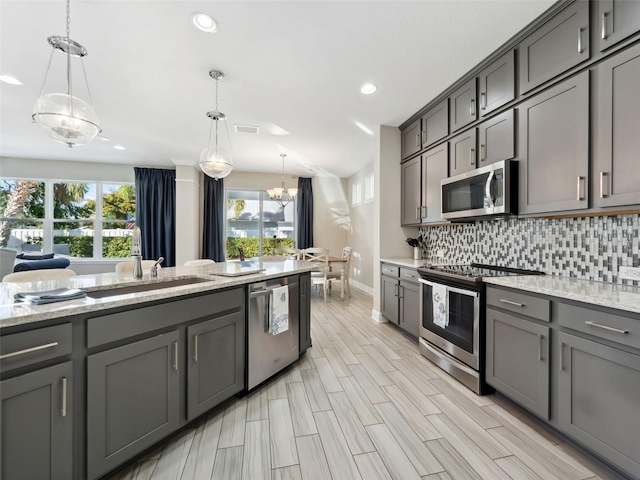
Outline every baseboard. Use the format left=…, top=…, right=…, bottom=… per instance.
left=350, top=279, right=373, bottom=295
left=371, top=309, right=387, bottom=323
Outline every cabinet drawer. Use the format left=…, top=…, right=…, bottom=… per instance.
left=486, top=287, right=550, bottom=322
left=399, top=268, right=419, bottom=283
left=558, top=303, right=640, bottom=350
left=0, top=323, right=72, bottom=373
left=381, top=264, right=399, bottom=277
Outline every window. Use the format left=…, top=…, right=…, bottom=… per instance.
left=0, top=178, right=136, bottom=259
left=226, top=189, right=295, bottom=259
left=351, top=181, right=362, bottom=206
left=364, top=172, right=374, bottom=202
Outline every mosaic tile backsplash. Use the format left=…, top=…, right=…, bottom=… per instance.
left=418, top=214, right=640, bottom=285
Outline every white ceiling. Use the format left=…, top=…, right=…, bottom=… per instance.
left=0, top=0, right=555, bottom=179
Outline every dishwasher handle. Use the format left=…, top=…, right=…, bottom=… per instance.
left=250, top=286, right=282, bottom=298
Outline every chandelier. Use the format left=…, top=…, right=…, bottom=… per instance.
left=199, top=70, right=234, bottom=180
left=267, top=154, right=298, bottom=207
left=32, top=0, right=101, bottom=148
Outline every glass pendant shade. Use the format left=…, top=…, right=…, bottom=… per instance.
left=198, top=145, right=234, bottom=180
left=33, top=93, right=101, bottom=147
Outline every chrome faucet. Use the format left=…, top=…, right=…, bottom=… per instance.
left=151, top=257, right=164, bottom=277
left=131, top=226, right=143, bottom=279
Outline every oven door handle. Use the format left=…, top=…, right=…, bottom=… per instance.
left=419, top=278, right=478, bottom=298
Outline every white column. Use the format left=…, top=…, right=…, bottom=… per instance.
left=173, top=161, right=201, bottom=266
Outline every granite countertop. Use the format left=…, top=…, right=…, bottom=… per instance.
left=380, top=258, right=426, bottom=269
left=484, top=275, right=640, bottom=315
left=0, top=259, right=317, bottom=329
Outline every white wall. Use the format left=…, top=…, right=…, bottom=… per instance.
left=174, top=164, right=201, bottom=266
left=347, top=163, right=374, bottom=292
left=0, top=157, right=135, bottom=183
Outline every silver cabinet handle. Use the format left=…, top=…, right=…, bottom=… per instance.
left=585, top=321, right=629, bottom=334
left=416, top=206, right=420, bottom=220
left=560, top=342, right=565, bottom=370
left=0, top=341, right=59, bottom=360
left=403, top=273, right=415, bottom=278
left=470, top=148, right=475, bottom=166
left=577, top=176, right=585, bottom=201
left=61, top=376, right=68, bottom=417
left=394, top=284, right=399, bottom=297
left=601, top=11, right=607, bottom=40
left=538, top=335, right=544, bottom=361
left=600, top=171, right=608, bottom=198
left=422, top=130, right=426, bottom=145
left=194, top=334, right=199, bottom=362
left=421, top=205, right=427, bottom=218
left=500, top=298, right=524, bottom=307
left=416, top=133, right=420, bottom=148
left=480, top=144, right=486, bottom=162
left=480, top=92, right=486, bottom=110
left=398, top=285, right=404, bottom=299
left=577, top=27, right=583, bottom=53
left=173, top=341, right=178, bottom=371
left=470, top=99, right=475, bottom=116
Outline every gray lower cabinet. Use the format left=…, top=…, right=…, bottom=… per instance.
left=401, top=119, right=421, bottom=161
left=598, top=0, right=640, bottom=51
left=449, top=128, right=476, bottom=177
left=401, top=155, right=421, bottom=226
left=449, top=78, right=477, bottom=133
left=299, top=273, right=312, bottom=353
left=518, top=1, right=589, bottom=94
left=87, top=331, right=180, bottom=480
left=478, top=50, right=515, bottom=116
left=518, top=71, right=589, bottom=214
left=421, top=98, right=448, bottom=148
left=381, top=265, right=419, bottom=337
left=486, top=308, right=549, bottom=419
left=595, top=42, right=640, bottom=207
left=399, top=279, right=420, bottom=337
left=1, top=361, right=73, bottom=480
left=381, top=274, right=399, bottom=324
left=187, top=311, right=244, bottom=421
left=478, top=110, right=514, bottom=167
left=422, top=143, right=448, bottom=224
left=557, top=331, right=640, bottom=479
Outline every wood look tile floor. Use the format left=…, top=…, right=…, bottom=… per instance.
left=110, top=289, right=621, bottom=480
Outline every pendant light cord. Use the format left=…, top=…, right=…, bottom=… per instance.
left=66, top=0, right=73, bottom=108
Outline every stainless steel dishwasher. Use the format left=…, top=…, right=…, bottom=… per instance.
left=247, top=276, right=299, bottom=390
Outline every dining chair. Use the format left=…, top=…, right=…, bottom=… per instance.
left=302, top=248, right=330, bottom=302
left=115, top=260, right=157, bottom=274
left=0, top=248, right=17, bottom=281
left=184, top=259, right=215, bottom=267
left=3, top=268, right=76, bottom=283
left=52, top=243, right=71, bottom=255
left=327, top=246, right=352, bottom=297
left=274, top=247, right=301, bottom=260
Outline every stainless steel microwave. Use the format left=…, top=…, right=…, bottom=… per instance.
left=441, top=160, right=517, bottom=220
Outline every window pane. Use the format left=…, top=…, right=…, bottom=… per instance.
left=53, top=221, right=94, bottom=258
left=1, top=221, right=43, bottom=250
left=102, top=222, right=133, bottom=258
left=226, top=190, right=261, bottom=259
left=103, top=184, right=136, bottom=221
left=0, top=180, right=45, bottom=220
left=262, top=193, right=295, bottom=254
left=53, top=182, right=96, bottom=220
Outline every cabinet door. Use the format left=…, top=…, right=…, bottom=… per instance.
left=449, top=78, right=477, bottom=133
left=401, top=156, right=422, bottom=226
left=595, top=42, right=640, bottom=207
left=1, top=361, right=72, bottom=480
left=518, top=72, right=589, bottom=214
left=399, top=281, right=420, bottom=337
left=479, top=50, right=515, bottom=116
left=401, top=119, right=421, bottom=160
left=87, top=332, right=180, bottom=480
left=598, top=0, right=640, bottom=51
left=381, top=276, right=399, bottom=324
left=421, top=98, right=448, bottom=148
left=299, top=273, right=312, bottom=354
left=187, top=311, right=245, bottom=421
left=422, top=143, right=448, bottom=224
left=449, top=128, right=477, bottom=177
left=478, top=110, right=514, bottom=167
left=557, top=332, right=640, bottom=479
left=519, top=1, right=589, bottom=94
left=486, top=309, right=549, bottom=419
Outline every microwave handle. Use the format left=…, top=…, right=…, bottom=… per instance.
left=485, top=170, right=495, bottom=208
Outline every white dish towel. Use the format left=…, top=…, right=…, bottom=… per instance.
left=432, top=284, right=448, bottom=329
left=270, top=285, right=289, bottom=335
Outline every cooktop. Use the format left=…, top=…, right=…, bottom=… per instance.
left=417, top=263, right=544, bottom=282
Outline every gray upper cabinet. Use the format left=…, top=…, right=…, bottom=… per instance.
left=401, top=156, right=421, bottom=226
left=518, top=71, right=589, bottom=214
left=478, top=50, right=515, bottom=116
left=449, top=78, right=477, bottom=133
left=1, top=361, right=73, bottom=480
left=595, top=42, right=640, bottom=208
left=401, top=119, right=421, bottom=161
left=421, top=99, right=449, bottom=148
left=478, top=109, right=514, bottom=167
left=422, top=144, right=448, bottom=224
left=187, top=311, right=245, bottom=421
left=598, top=0, right=640, bottom=51
left=449, top=128, right=477, bottom=177
left=557, top=331, right=640, bottom=479
left=519, top=1, right=589, bottom=95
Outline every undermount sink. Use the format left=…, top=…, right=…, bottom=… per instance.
left=85, top=277, right=214, bottom=299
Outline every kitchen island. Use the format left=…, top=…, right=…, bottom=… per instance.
left=0, top=259, right=314, bottom=480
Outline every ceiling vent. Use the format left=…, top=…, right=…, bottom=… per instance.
left=234, top=124, right=259, bottom=134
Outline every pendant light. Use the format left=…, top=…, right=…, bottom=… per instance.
left=267, top=154, right=298, bottom=207
left=199, top=70, right=234, bottom=180
left=32, top=0, right=101, bottom=148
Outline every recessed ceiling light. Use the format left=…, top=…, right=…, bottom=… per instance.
left=0, top=75, right=24, bottom=86
left=354, top=121, right=374, bottom=135
left=360, top=83, right=377, bottom=95
left=192, top=12, right=218, bottom=33
left=113, top=145, right=125, bottom=150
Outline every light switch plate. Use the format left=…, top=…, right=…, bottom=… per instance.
left=619, top=266, right=640, bottom=281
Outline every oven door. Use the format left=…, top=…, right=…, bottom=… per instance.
left=419, top=278, right=480, bottom=370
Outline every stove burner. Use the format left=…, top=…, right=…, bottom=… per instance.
left=418, top=263, right=544, bottom=282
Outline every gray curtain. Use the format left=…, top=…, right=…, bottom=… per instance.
left=134, top=167, right=176, bottom=266
left=296, top=177, right=313, bottom=249
left=202, top=176, right=225, bottom=262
